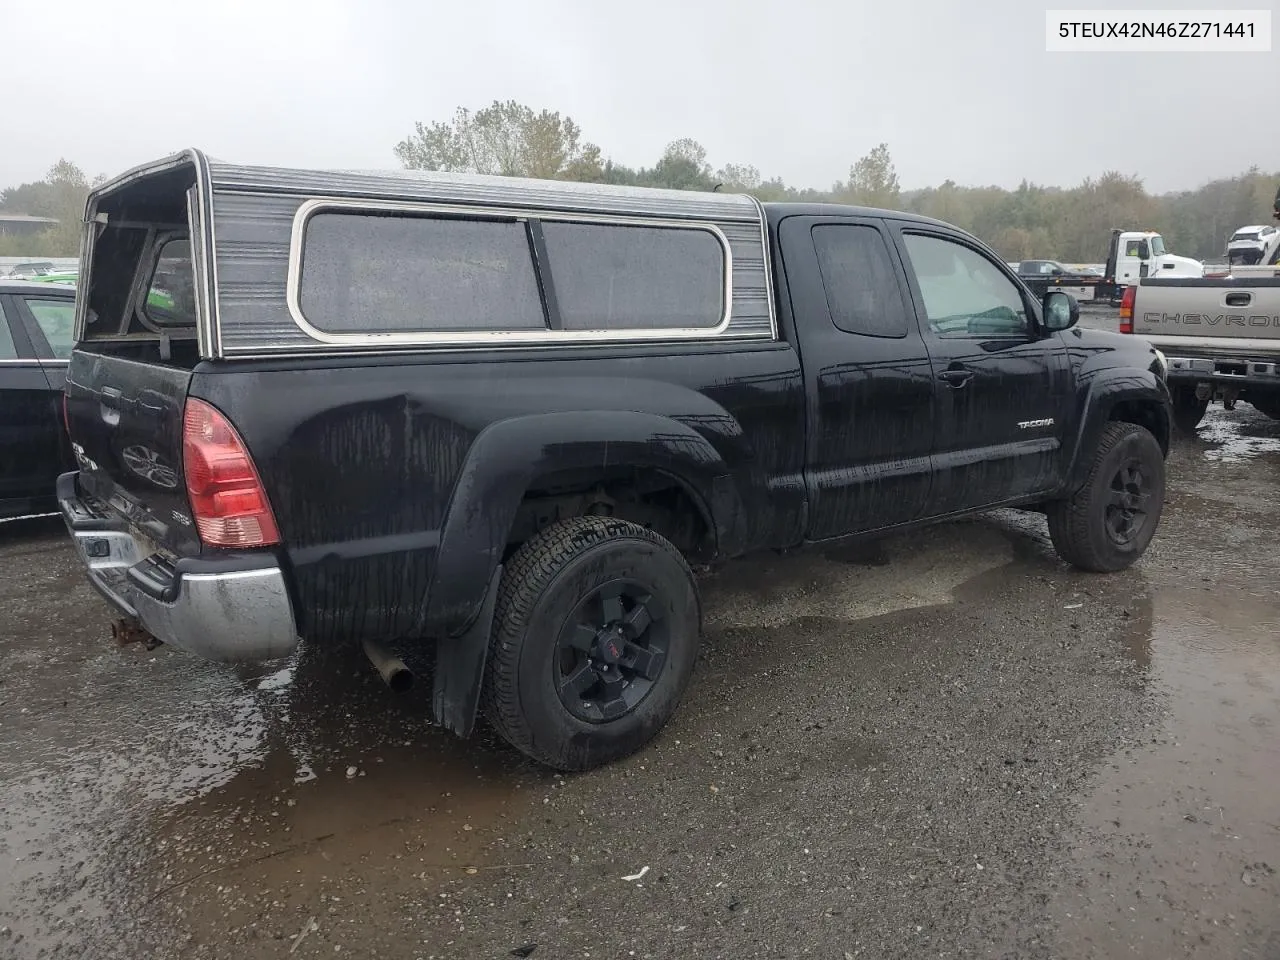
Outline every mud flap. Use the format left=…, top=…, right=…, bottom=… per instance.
left=432, top=564, right=502, bottom=738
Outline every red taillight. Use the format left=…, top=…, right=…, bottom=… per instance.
left=182, top=397, right=279, bottom=548
left=1118, top=285, right=1135, bottom=334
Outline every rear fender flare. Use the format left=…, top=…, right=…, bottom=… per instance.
left=423, top=409, right=738, bottom=640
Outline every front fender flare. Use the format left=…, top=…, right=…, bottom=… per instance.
left=1063, top=369, right=1171, bottom=494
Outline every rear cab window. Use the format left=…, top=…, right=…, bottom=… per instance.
left=84, top=230, right=197, bottom=340
left=141, top=238, right=197, bottom=329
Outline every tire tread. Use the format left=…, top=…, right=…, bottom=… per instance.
left=1047, top=421, right=1161, bottom=573
left=481, top=516, right=695, bottom=769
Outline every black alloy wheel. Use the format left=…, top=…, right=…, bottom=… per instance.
left=554, top=580, right=667, bottom=723
left=1103, top=459, right=1153, bottom=547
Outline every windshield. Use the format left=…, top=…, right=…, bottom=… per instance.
left=1150, top=235, right=1167, bottom=256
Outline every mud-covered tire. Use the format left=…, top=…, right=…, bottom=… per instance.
left=1171, top=385, right=1209, bottom=435
left=1047, top=421, right=1165, bottom=573
left=481, top=517, right=701, bottom=772
left=1248, top=392, right=1280, bottom=420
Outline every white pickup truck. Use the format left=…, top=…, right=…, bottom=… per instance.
left=1122, top=269, right=1280, bottom=432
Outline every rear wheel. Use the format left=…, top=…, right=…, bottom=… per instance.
left=1047, top=421, right=1165, bottom=573
left=482, top=517, right=701, bottom=771
left=1171, top=385, right=1209, bottom=435
left=1248, top=392, right=1280, bottom=420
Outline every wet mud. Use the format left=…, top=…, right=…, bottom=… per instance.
left=1, top=403, right=1277, bottom=959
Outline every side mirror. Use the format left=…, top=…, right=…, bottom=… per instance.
left=1051, top=267, right=1064, bottom=276
left=1043, top=290, right=1078, bottom=332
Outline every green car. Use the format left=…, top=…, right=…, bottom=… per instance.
left=21, top=273, right=179, bottom=316
left=24, top=271, right=78, bottom=285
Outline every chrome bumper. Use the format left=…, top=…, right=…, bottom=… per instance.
left=1163, top=355, right=1280, bottom=387
left=57, top=472, right=299, bottom=662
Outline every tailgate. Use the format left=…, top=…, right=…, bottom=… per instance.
left=64, top=352, right=199, bottom=556
left=62, top=153, right=208, bottom=558
left=1133, top=277, right=1280, bottom=342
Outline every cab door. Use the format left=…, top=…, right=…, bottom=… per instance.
left=1117, top=237, right=1150, bottom=284
left=777, top=214, right=936, bottom=540
left=889, top=226, right=1071, bottom=516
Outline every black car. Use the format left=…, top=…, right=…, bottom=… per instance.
left=1, top=279, right=75, bottom=519
left=59, top=150, right=1173, bottom=771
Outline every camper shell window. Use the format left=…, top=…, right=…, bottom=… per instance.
left=290, top=204, right=731, bottom=342
left=81, top=164, right=199, bottom=342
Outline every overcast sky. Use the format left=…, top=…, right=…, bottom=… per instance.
left=2, top=0, right=1276, bottom=195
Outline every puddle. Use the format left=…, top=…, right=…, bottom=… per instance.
left=701, top=518, right=1016, bottom=631
left=1051, top=583, right=1280, bottom=956
left=0, top=621, right=546, bottom=956
left=1198, top=404, right=1280, bottom=463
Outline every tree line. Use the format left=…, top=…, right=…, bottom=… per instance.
left=0, top=160, right=100, bottom=258
left=4, top=102, right=1276, bottom=263
left=394, top=100, right=1277, bottom=263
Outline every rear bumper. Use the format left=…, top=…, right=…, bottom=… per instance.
left=57, top=471, right=299, bottom=662
left=1163, top=354, right=1280, bottom=390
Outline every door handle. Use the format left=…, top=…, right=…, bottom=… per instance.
left=938, top=368, right=974, bottom=387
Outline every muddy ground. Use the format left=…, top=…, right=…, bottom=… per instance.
left=2, top=392, right=1278, bottom=959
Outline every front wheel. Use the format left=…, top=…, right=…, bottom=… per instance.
left=1171, top=385, right=1209, bottom=435
left=1047, top=421, right=1165, bottom=573
left=482, top=517, right=701, bottom=771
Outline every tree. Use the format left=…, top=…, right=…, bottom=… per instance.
left=840, top=143, right=900, bottom=209
left=1058, top=171, right=1155, bottom=261
left=393, top=100, right=604, bottom=181
left=0, top=159, right=94, bottom=257
left=645, top=138, right=716, bottom=191
left=714, top=162, right=762, bottom=192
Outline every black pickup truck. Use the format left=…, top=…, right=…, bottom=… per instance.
left=59, top=151, right=1172, bottom=770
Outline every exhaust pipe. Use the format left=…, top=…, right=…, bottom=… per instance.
left=362, top=638, right=414, bottom=694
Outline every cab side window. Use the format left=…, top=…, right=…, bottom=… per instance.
left=23, top=298, right=76, bottom=359
left=812, top=224, right=909, bottom=338
left=901, top=234, right=1029, bottom=338
left=0, top=301, right=18, bottom=359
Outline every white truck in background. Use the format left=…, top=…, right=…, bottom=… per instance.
left=1097, top=229, right=1204, bottom=304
